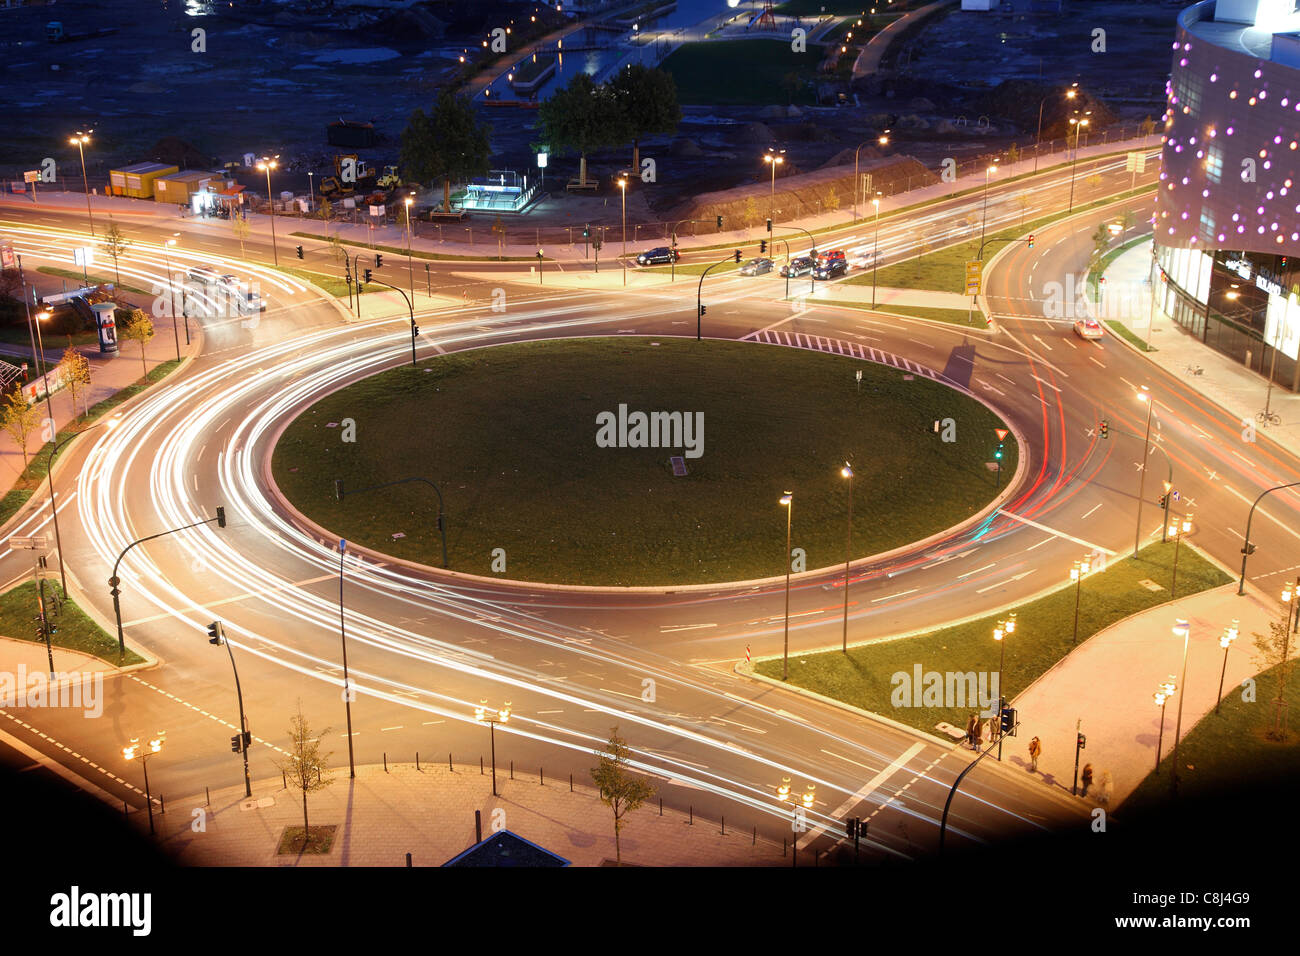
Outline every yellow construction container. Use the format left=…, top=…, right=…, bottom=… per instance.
left=108, top=161, right=178, bottom=199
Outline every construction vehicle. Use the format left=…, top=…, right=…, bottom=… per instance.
left=376, top=165, right=402, bottom=190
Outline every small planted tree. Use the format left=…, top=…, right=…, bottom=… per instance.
left=742, top=196, right=759, bottom=236
left=1254, top=600, right=1295, bottom=741
left=1, top=389, right=40, bottom=472
left=58, top=346, right=92, bottom=418
left=276, top=703, right=335, bottom=852
left=118, top=308, right=154, bottom=380
left=231, top=215, right=250, bottom=260
left=100, top=219, right=131, bottom=288
left=591, top=726, right=654, bottom=865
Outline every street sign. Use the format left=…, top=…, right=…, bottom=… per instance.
left=965, top=260, right=982, bottom=296
left=1125, top=151, right=1146, bottom=173
left=23, top=170, right=40, bottom=183
left=0, top=241, right=14, bottom=269
left=8, top=535, right=48, bottom=550
left=73, top=247, right=95, bottom=267
left=995, top=428, right=1009, bottom=441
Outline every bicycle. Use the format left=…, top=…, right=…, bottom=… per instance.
left=1256, top=409, right=1282, bottom=427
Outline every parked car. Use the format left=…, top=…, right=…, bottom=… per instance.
left=739, top=257, right=774, bottom=276
left=635, top=246, right=679, bottom=265
left=813, top=258, right=848, bottom=280
left=780, top=256, right=815, bottom=277
left=1073, top=316, right=1104, bottom=340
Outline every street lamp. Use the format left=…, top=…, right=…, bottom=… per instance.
left=1153, top=678, right=1175, bottom=773
left=776, top=776, right=815, bottom=867
left=1215, top=620, right=1239, bottom=716
left=28, top=309, right=56, bottom=435
left=336, top=538, right=356, bottom=778
left=307, top=171, right=315, bottom=211
left=852, top=132, right=889, bottom=220
left=993, top=613, right=1014, bottom=760
left=1133, top=386, right=1155, bottom=556
left=1033, top=83, right=1077, bottom=173
left=1066, top=113, right=1091, bottom=213
left=979, top=164, right=997, bottom=247
left=123, top=732, right=165, bottom=834
left=870, top=194, right=882, bottom=308
left=617, top=174, right=628, bottom=287
left=780, top=491, right=793, bottom=681
left=840, top=463, right=854, bottom=654
left=475, top=699, right=511, bottom=797
left=1069, top=556, right=1091, bottom=644
left=763, top=149, right=785, bottom=228
left=404, top=195, right=415, bottom=300
left=1168, top=512, right=1193, bottom=597
left=69, top=130, right=95, bottom=236
left=1169, top=618, right=1190, bottom=794
left=158, top=235, right=186, bottom=349
left=256, top=156, right=280, bottom=266
left=46, top=416, right=121, bottom=597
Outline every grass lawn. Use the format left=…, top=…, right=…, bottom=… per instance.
left=0, top=580, right=145, bottom=666
left=0, top=360, right=182, bottom=528
left=754, top=541, right=1231, bottom=734
left=277, top=825, right=336, bottom=855
left=662, top=40, right=824, bottom=106
left=1105, top=320, right=1156, bottom=352
left=0, top=326, right=99, bottom=349
left=37, top=266, right=154, bottom=297
left=288, top=232, right=544, bottom=262
left=845, top=187, right=1156, bottom=293
left=272, top=337, right=1017, bottom=586
left=1121, top=659, right=1297, bottom=814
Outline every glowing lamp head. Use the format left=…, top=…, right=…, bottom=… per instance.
left=778, top=776, right=791, bottom=801
left=475, top=700, right=487, bottom=722
left=841, top=462, right=854, bottom=479
left=1137, top=387, right=1151, bottom=404
left=1172, top=619, right=1189, bottom=640
left=993, top=625, right=1004, bottom=642
left=779, top=492, right=792, bottom=507
left=802, top=785, right=815, bottom=809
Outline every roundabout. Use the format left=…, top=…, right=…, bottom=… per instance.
left=270, top=337, right=1020, bottom=586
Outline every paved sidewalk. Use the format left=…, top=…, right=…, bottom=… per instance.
left=1009, top=583, right=1290, bottom=808
left=1103, top=239, right=1300, bottom=461
left=152, top=761, right=784, bottom=867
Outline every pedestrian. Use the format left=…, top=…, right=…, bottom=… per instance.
left=1098, top=770, right=1113, bottom=805
left=1028, top=736, right=1041, bottom=772
left=965, top=712, right=979, bottom=751
left=973, top=716, right=984, bottom=750
left=1081, top=763, right=1094, bottom=798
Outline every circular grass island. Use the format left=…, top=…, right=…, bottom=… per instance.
left=271, top=338, right=1018, bottom=587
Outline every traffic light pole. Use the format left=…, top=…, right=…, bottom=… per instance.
left=668, top=217, right=722, bottom=282
left=939, top=740, right=996, bottom=855
left=770, top=226, right=817, bottom=296
left=1237, top=480, right=1300, bottom=594
left=108, top=508, right=227, bottom=660
left=366, top=278, right=417, bottom=367
left=334, top=476, right=447, bottom=568
left=696, top=254, right=739, bottom=341
left=1073, top=719, right=1085, bottom=795
left=351, top=253, right=380, bottom=320
left=214, top=622, right=253, bottom=799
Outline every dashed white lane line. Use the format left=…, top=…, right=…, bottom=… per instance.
left=1089, top=355, right=1106, bottom=369
left=997, top=509, right=1117, bottom=554
left=870, top=588, right=918, bottom=603
left=1032, top=335, right=1053, bottom=351
left=129, top=675, right=288, bottom=756
left=1032, top=374, right=1062, bottom=392
left=1082, top=503, right=1103, bottom=519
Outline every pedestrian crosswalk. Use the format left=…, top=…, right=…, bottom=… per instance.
left=741, top=328, right=939, bottom=380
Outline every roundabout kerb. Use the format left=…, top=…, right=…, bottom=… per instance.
left=260, top=334, right=1031, bottom=595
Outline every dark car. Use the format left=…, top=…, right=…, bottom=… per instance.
left=739, top=257, right=774, bottom=276
left=635, top=246, right=679, bottom=265
left=780, top=256, right=815, bottom=277
left=813, top=258, right=848, bottom=280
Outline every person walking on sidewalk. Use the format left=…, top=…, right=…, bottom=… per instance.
left=1081, top=763, right=1094, bottom=798
left=973, top=716, right=984, bottom=751
left=1098, top=769, right=1113, bottom=805
left=965, top=712, right=979, bottom=751
left=1028, top=736, right=1041, bottom=772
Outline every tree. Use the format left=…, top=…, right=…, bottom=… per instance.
left=275, top=703, right=335, bottom=847
left=1253, top=600, right=1294, bottom=740
left=1090, top=223, right=1112, bottom=266
left=400, top=90, right=492, bottom=212
left=825, top=184, right=840, bottom=213
left=230, top=215, right=250, bottom=260
left=57, top=346, right=92, bottom=419
left=318, top=196, right=333, bottom=229
left=100, top=219, right=131, bottom=288
left=609, top=65, right=681, bottom=175
left=590, top=726, right=654, bottom=865
left=1006, top=142, right=1021, bottom=165
left=538, top=73, right=630, bottom=188
left=1140, top=115, right=1156, bottom=137
left=1016, top=193, right=1032, bottom=226
left=118, top=308, right=154, bottom=380
left=1, top=389, right=40, bottom=472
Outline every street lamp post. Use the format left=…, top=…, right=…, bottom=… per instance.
left=618, top=174, right=628, bottom=287
left=1168, top=512, right=1193, bottom=597
left=852, top=132, right=888, bottom=220
left=123, top=733, right=165, bottom=834
left=993, top=614, right=1014, bottom=760
left=780, top=491, right=793, bottom=680
left=871, top=195, right=882, bottom=308
left=1215, top=620, right=1239, bottom=716
left=1133, top=386, right=1154, bottom=556
left=70, top=131, right=95, bottom=236
left=475, top=700, right=511, bottom=797
left=160, top=236, right=187, bottom=349
left=840, top=463, right=853, bottom=653
left=1067, top=113, right=1090, bottom=214
left=979, top=164, right=998, bottom=247
left=1033, top=84, right=1077, bottom=173
left=307, top=171, right=315, bottom=211
left=256, top=157, right=280, bottom=266
left=764, top=149, right=785, bottom=228
left=405, top=195, right=415, bottom=301
left=1070, top=557, right=1091, bottom=644
left=776, top=776, right=815, bottom=868
left=47, top=418, right=120, bottom=597
left=28, top=306, right=57, bottom=447
left=1153, top=678, right=1175, bottom=773
left=337, top=538, right=356, bottom=779
left=1169, top=618, right=1190, bottom=794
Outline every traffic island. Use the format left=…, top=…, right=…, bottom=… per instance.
left=0, top=580, right=146, bottom=668
left=270, top=337, right=1018, bottom=587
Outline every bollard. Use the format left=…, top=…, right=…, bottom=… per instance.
left=449, top=752, right=452, bottom=773
left=753, top=826, right=756, bottom=846
left=509, top=760, right=513, bottom=781
left=569, top=773, right=573, bottom=792
left=689, top=805, right=693, bottom=826
left=384, top=752, right=388, bottom=773
left=540, top=768, right=544, bottom=787
left=480, top=757, right=484, bottom=775
left=721, top=817, right=725, bottom=836
left=406, top=852, right=412, bottom=867
left=205, top=786, right=210, bottom=806
left=159, top=794, right=165, bottom=815
left=416, top=752, right=420, bottom=772
left=659, top=798, right=663, bottom=816
left=282, top=771, right=286, bottom=789
left=124, top=800, right=129, bottom=818
left=475, top=809, right=482, bottom=844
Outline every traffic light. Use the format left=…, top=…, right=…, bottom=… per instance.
left=1000, top=705, right=1016, bottom=735
left=295, top=245, right=304, bottom=259
left=760, top=240, right=767, bottom=254
left=846, top=817, right=859, bottom=838
left=583, top=223, right=590, bottom=238
left=364, top=268, right=372, bottom=283
left=243, top=731, right=252, bottom=750
left=216, top=506, right=227, bottom=528
left=1027, top=234, right=1035, bottom=248
left=412, top=322, right=419, bottom=336
left=698, top=304, right=706, bottom=317
left=1077, top=732, right=1087, bottom=751
left=716, top=215, right=723, bottom=229
left=733, top=249, right=741, bottom=262
left=766, top=218, right=772, bottom=233
left=1159, top=493, right=1168, bottom=510
left=230, top=734, right=242, bottom=753
left=1100, top=419, right=1109, bottom=439
left=995, top=443, right=1004, bottom=460
left=207, top=620, right=224, bottom=645
left=1242, top=542, right=1257, bottom=555
left=374, top=254, right=383, bottom=268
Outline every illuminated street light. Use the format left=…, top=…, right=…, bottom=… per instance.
left=979, top=163, right=998, bottom=247
left=69, top=130, right=95, bottom=236
left=763, top=149, right=785, bottom=227
left=618, top=173, right=628, bottom=287
left=256, top=156, right=280, bottom=266
left=475, top=699, right=512, bottom=796
left=1153, top=678, right=1176, bottom=773
left=1215, top=619, right=1239, bottom=716
left=775, top=776, right=816, bottom=867
left=1169, top=619, right=1190, bottom=795
left=840, top=463, right=854, bottom=654
left=1133, top=387, right=1155, bottom=556
left=780, top=492, right=794, bottom=680
left=123, top=732, right=165, bottom=834
left=1067, top=113, right=1091, bottom=213
left=1069, top=556, right=1091, bottom=644
left=1168, top=512, right=1193, bottom=597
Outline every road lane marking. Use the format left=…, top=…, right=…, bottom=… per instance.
left=996, top=510, right=1116, bottom=554
left=1031, top=375, right=1062, bottom=392
left=797, top=742, right=926, bottom=849
left=870, top=588, right=917, bottom=603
